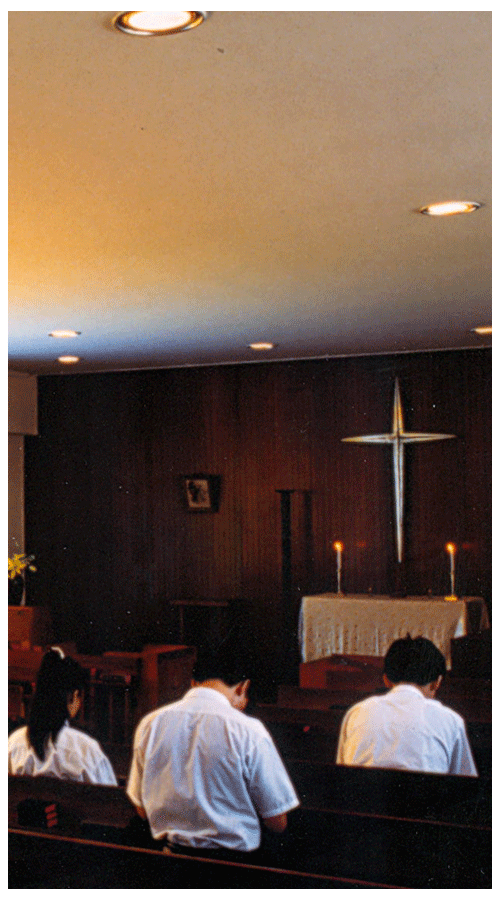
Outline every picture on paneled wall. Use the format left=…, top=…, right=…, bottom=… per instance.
left=182, top=475, right=221, bottom=512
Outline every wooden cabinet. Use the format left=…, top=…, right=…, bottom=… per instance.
left=8, top=607, right=52, bottom=646
left=8, top=643, right=197, bottom=744
left=143, top=645, right=197, bottom=711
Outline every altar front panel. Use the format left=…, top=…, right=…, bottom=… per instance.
left=299, top=595, right=489, bottom=669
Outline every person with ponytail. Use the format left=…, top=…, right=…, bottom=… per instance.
left=8, top=647, right=117, bottom=785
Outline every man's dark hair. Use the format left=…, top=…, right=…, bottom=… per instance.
left=383, top=635, right=446, bottom=686
left=192, top=648, right=247, bottom=687
left=192, top=607, right=255, bottom=687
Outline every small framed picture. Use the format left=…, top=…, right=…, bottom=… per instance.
left=182, top=475, right=221, bottom=512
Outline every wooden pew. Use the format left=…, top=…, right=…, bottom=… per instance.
left=10, top=761, right=490, bottom=836
left=286, top=759, right=491, bottom=825
left=288, top=805, right=490, bottom=888
left=8, top=829, right=400, bottom=889
left=253, top=704, right=345, bottom=763
left=275, top=677, right=492, bottom=721
left=9, top=766, right=491, bottom=888
left=9, top=773, right=136, bottom=838
left=8, top=775, right=400, bottom=889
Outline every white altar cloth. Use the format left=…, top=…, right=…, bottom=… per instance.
left=298, top=594, right=489, bottom=669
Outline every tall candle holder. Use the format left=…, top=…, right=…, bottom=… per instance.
left=333, top=541, right=344, bottom=595
left=445, top=543, right=457, bottom=600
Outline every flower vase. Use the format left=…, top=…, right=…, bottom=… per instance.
left=8, top=575, right=25, bottom=606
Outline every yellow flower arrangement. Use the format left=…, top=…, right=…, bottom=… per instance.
left=8, top=553, right=36, bottom=580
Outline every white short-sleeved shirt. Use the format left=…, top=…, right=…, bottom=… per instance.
left=336, top=683, right=478, bottom=776
left=8, top=723, right=118, bottom=786
left=126, top=687, right=300, bottom=850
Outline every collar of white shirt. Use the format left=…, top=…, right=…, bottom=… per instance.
left=184, top=686, right=232, bottom=708
left=389, top=683, right=426, bottom=698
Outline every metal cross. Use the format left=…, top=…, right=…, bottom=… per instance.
left=342, top=378, right=455, bottom=563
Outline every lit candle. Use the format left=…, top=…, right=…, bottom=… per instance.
left=333, top=541, right=343, bottom=595
left=446, top=543, right=456, bottom=598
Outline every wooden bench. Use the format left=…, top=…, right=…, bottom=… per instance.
left=282, top=764, right=490, bottom=887
left=275, top=677, right=492, bottom=721
left=10, top=762, right=490, bottom=835
left=9, top=773, right=136, bottom=838
left=9, top=765, right=491, bottom=888
left=286, top=759, right=491, bottom=825
left=289, top=805, right=490, bottom=888
left=8, top=776, right=401, bottom=888
left=8, top=829, right=401, bottom=889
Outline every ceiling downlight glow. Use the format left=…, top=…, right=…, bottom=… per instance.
left=49, top=330, right=81, bottom=338
left=249, top=342, right=275, bottom=351
left=419, top=201, right=482, bottom=216
left=112, top=11, right=207, bottom=36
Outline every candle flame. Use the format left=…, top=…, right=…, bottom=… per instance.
left=446, top=543, right=456, bottom=555
left=333, top=541, right=343, bottom=552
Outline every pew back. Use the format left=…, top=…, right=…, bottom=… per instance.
left=276, top=678, right=492, bottom=721
left=9, top=767, right=491, bottom=888
left=8, top=829, right=401, bottom=889
left=286, top=759, right=491, bottom=825
left=9, top=773, right=135, bottom=836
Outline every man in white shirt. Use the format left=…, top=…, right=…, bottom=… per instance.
left=126, top=661, right=300, bottom=854
left=336, top=635, right=478, bottom=777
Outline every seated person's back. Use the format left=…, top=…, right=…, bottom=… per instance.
left=336, top=635, right=478, bottom=776
left=126, top=657, right=300, bottom=852
left=8, top=647, right=117, bottom=785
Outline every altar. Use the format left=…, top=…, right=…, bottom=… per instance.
left=298, top=594, right=490, bottom=670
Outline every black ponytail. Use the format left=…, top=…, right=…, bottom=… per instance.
left=28, top=648, right=86, bottom=760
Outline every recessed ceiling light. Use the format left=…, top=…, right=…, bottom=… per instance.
left=57, top=356, right=80, bottom=365
left=112, top=11, right=207, bottom=36
left=418, top=201, right=482, bottom=216
left=471, top=326, right=492, bottom=335
left=249, top=342, right=275, bottom=351
left=49, top=330, right=81, bottom=338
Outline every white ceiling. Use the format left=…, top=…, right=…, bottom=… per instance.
left=8, top=10, right=491, bottom=375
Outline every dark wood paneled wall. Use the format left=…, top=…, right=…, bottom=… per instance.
left=25, top=349, right=491, bottom=691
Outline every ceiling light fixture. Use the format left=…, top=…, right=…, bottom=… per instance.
left=112, top=11, right=207, bottom=36
left=49, top=330, right=81, bottom=338
left=57, top=356, right=80, bottom=364
left=471, top=326, right=492, bottom=336
left=249, top=342, right=275, bottom=351
left=418, top=201, right=482, bottom=216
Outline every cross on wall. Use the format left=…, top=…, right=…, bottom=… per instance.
left=342, top=379, right=456, bottom=564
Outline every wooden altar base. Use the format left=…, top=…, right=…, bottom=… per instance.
left=300, top=628, right=492, bottom=691
left=300, top=654, right=384, bottom=691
